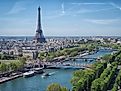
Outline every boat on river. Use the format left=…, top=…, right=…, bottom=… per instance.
left=41, top=71, right=57, bottom=78
left=41, top=73, right=50, bottom=78
left=23, top=71, right=35, bottom=78
left=33, top=68, right=44, bottom=74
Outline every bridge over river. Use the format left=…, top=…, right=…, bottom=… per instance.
left=67, top=57, right=98, bottom=60
left=43, top=62, right=91, bottom=69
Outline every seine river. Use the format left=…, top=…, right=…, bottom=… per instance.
left=0, top=50, right=113, bottom=91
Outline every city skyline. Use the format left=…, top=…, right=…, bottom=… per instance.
left=0, top=0, right=121, bottom=36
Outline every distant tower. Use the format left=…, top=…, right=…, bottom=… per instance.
left=34, top=7, right=46, bottom=43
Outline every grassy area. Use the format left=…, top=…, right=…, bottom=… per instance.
left=0, top=59, right=25, bottom=73
left=0, top=60, right=20, bottom=64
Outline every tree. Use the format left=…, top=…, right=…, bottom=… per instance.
left=46, top=83, right=62, bottom=91
left=91, top=78, right=102, bottom=91
left=71, top=77, right=80, bottom=86
left=0, top=63, right=8, bottom=73
left=87, top=44, right=96, bottom=52
left=38, top=52, right=46, bottom=60
left=19, top=57, right=26, bottom=64
left=9, top=61, right=24, bottom=71
left=46, top=83, right=68, bottom=91
left=1, top=54, right=6, bottom=60
left=61, top=87, right=68, bottom=91
left=102, top=54, right=112, bottom=63
left=9, top=62, right=17, bottom=71
left=15, top=61, right=24, bottom=70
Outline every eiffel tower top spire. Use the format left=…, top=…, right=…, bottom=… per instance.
left=36, top=6, right=42, bottom=32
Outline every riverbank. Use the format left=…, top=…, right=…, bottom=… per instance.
left=0, top=67, right=44, bottom=84
left=0, top=74, right=22, bottom=84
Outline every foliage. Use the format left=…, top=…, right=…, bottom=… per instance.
left=102, top=54, right=112, bottom=63
left=111, top=68, right=121, bottom=91
left=0, top=63, right=8, bottom=73
left=61, top=87, right=68, bottom=91
left=71, top=61, right=107, bottom=91
left=91, top=62, right=117, bottom=91
left=0, top=60, right=24, bottom=73
left=0, top=53, right=15, bottom=60
left=46, top=83, right=68, bottom=91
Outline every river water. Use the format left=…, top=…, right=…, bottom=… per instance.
left=0, top=50, right=113, bottom=91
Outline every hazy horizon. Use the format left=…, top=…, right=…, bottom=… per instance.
left=0, top=0, right=121, bottom=36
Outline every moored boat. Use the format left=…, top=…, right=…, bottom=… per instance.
left=23, top=71, right=35, bottom=78
left=34, top=68, right=44, bottom=74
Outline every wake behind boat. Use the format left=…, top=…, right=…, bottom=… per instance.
left=41, top=73, right=50, bottom=78
left=49, top=71, right=57, bottom=75
left=41, top=71, right=57, bottom=78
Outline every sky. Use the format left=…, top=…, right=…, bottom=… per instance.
left=0, top=0, right=121, bottom=36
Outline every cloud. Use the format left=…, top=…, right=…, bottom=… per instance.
left=46, top=3, right=66, bottom=19
left=71, top=2, right=107, bottom=5
left=110, top=2, right=121, bottom=11
left=75, top=8, right=114, bottom=14
left=47, top=2, right=121, bottom=19
left=69, top=2, right=121, bottom=16
left=61, top=3, right=65, bottom=15
left=7, top=1, right=27, bottom=14
left=0, top=17, right=33, bottom=27
left=85, top=19, right=121, bottom=25
left=66, top=2, right=115, bottom=16
left=71, top=2, right=121, bottom=12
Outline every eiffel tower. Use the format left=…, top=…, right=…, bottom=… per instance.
left=34, top=7, right=46, bottom=43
